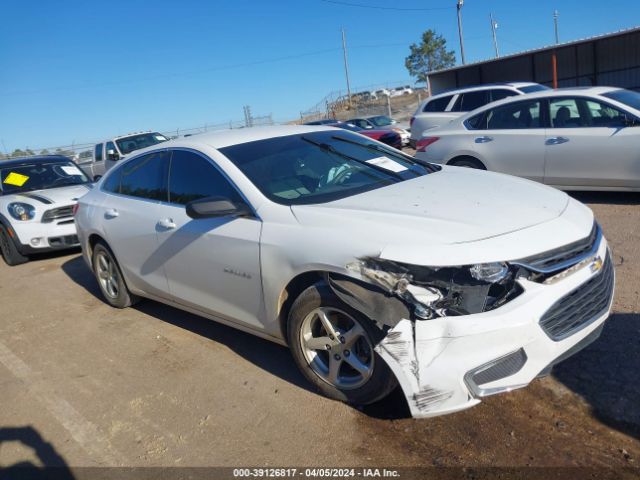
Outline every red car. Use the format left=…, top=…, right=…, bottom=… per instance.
left=327, top=122, right=403, bottom=149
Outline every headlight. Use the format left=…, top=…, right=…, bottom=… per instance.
left=347, top=257, right=522, bottom=319
left=8, top=202, right=35, bottom=221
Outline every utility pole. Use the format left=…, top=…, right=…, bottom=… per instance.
left=490, top=13, right=499, bottom=58
left=341, top=28, right=352, bottom=107
left=553, top=10, right=559, bottom=44
left=456, top=0, right=466, bottom=64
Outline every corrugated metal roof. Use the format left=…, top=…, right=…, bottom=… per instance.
left=429, top=25, right=640, bottom=76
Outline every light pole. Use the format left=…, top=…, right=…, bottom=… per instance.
left=490, top=13, right=499, bottom=58
left=554, top=10, right=559, bottom=44
left=457, top=0, right=466, bottom=64
left=341, top=28, right=352, bottom=107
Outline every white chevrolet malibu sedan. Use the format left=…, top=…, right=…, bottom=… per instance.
left=75, top=125, right=614, bottom=418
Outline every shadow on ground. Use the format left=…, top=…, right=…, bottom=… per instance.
left=553, top=312, right=640, bottom=440
left=569, top=191, right=640, bottom=205
left=0, top=426, right=74, bottom=479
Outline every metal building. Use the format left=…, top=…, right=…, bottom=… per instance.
left=428, top=26, right=640, bottom=94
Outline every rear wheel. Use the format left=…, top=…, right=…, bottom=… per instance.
left=288, top=283, right=397, bottom=405
left=92, top=242, right=139, bottom=308
left=0, top=225, right=29, bottom=266
left=449, top=156, right=486, bottom=170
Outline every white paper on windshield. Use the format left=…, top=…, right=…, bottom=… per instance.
left=366, top=156, right=407, bottom=173
left=61, top=166, right=82, bottom=176
left=155, top=135, right=167, bottom=141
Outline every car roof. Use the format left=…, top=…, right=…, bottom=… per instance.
left=0, top=155, right=71, bottom=169
left=429, top=82, right=542, bottom=100
left=135, top=125, right=340, bottom=152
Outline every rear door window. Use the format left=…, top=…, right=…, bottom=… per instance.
left=452, top=90, right=489, bottom=112
left=94, top=144, right=103, bottom=162
left=119, top=151, right=170, bottom=201
left=479, top=100, right=542, bottom=129
left=423, top=95, right=453, bottom=112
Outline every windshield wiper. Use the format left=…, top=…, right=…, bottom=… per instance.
left=300, top=136, right=405, bottom=180
left=331, top=135, right=438, bottom=173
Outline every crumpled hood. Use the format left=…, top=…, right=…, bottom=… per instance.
left=291, top=167, right=570, bottom=249
left=9, top=184, right=93, bottom=208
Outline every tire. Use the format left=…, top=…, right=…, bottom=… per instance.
left=93, top=176, right=102, bottom=182
left=449, top=157, right=486, bottom=170
left=92, top=241, right=139, bottom=308
left=287, top=282, right=397, bottom=406
left=0, top=225, right=29, bottom=266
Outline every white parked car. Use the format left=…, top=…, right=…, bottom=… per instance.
left=82, top=131, right=169, bottom=181
left=409, top=82, right=549, bottom=147
left=374, top=88, right=391, bottom=98
left=389, top=85, right=413, bottom=97
left=346, top=115, right=410, bottom=145
left=0, top=155, right=92, bottom=265
left=415, top=86, right=640, bottom=191
left=75, top=126, right=613, bottom=418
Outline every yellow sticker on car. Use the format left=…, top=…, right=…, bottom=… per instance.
left=3, top=172, right=29, bottom=187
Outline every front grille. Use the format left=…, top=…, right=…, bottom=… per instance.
left=539, top=251, right=614, bottom=341
left=42, top=205, right=75, bottom=223
left=515, top=223, right=600, bottom=273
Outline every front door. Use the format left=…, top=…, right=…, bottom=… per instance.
left=157, top=149, right=264, bottom=330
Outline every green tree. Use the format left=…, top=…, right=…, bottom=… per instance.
left=405, top=30, right=456, bottom=83
left=10, top=149, right=26, bottom=158
left=40, top=149, right=50, bottom=155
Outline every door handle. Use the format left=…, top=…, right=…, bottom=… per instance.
left=104, top=208, right=119, bottom=219
left=157, top=218, right=176, bottom=230
left=546, top=136, right=569, bottom=145
left=474, top=136, right=493, bottom=143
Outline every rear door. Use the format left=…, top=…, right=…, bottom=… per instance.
left=157, top=149, right=264, bottom=330
left=99, top=150, right=171, bottom=296
left=466, top=98, right=547, bottom=182
left=544, top=96, right=640, bottom=188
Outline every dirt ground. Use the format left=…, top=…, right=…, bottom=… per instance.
left=0, top=190, right=638, bottom=476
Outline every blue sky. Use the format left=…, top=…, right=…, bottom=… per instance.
left=1, top=0, right=638, bottom=152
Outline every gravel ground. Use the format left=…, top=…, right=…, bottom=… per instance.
left=0, top=190, right=637, bottom=476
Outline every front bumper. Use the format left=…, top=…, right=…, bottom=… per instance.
left=11, top=220, right=79, bottom=254
left=375, top=236, right=614, bottom=418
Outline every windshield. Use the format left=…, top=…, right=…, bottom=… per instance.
left=602, top=89, right=640, bottom=111
left=219, top=131, right=437, bottom=206
left=368, top=115, right=394, bottom=127
left=518, top=84, right=551, bottom=94
left=115, top=132, right=168, bottom=155
left=1, top=160, right=91, bottom=195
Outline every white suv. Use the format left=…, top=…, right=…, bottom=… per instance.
left=409, top=82, right=549, bottom=147
left=0, top=155, right=92, bottom=265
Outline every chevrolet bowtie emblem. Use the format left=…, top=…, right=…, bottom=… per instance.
left=590, top=257, right=604, bottom=273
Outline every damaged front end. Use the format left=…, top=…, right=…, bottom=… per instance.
left=325, top=256, right=531, bottom=417
left=340, top=256, right=525, bottom=324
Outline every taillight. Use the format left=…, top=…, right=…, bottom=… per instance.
left=72, top=203, right=80, bottom=216
left=410, top=116, right=415, bottom=128
left=416, top=136, right=439, bottom=152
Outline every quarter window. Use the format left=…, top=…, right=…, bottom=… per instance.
left=168, top=150, right=242, bottom=205
left=119, top=151, right=170, bottom=201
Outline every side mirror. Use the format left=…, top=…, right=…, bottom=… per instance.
left=186, top=196, right=252, bottom=219
left=107, top=149, right=120, bottom=161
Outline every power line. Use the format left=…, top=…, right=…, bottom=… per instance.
left=318, top=0, right=453, bottom=12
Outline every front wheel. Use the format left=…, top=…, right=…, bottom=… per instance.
left=0, top=226, right=28, bottom=266
left=287, top=283, right=397, bottom=405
